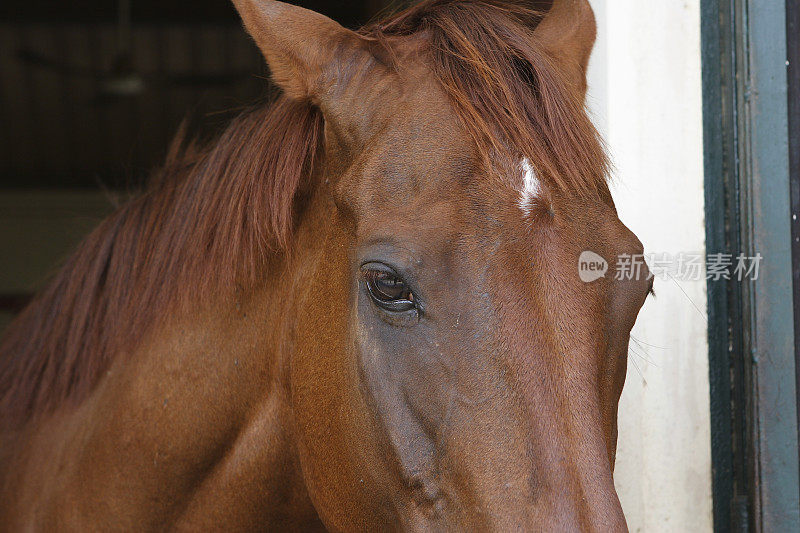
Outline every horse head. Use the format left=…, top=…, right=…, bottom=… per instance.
left=233, top=0, right=651, bottom=530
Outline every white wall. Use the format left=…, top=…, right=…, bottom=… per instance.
left=586, top=1, right=712, bottom=531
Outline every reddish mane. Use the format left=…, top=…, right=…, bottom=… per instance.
left=364, top=0, right=608, bottom=195
left=0, top=98, right=323, bottom=425
left=0, top=0, right=607, bottom=426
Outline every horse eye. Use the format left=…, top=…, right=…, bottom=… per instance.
left=362, top=265, right=416, bottom=313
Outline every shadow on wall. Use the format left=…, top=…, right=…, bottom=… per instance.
left=0, top=192, right=116, bottom=334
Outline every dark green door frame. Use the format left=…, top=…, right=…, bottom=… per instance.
left=702, top=0, right=799, bottom=531
left=789, top=0, right=800, bottom=491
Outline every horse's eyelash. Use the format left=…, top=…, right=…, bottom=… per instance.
left=361, top=269, right=387, bottom=281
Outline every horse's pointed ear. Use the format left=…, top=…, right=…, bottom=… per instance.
left=231, top=0, right=364, bottom=102
left=534, top=0, right=597, bottom=98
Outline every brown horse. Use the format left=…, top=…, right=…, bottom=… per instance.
left=0, top=0, right=652, bottom=530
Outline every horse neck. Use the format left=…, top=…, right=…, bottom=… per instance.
left=148, top=188, right=335, bottom=527
left=168, top=184, right=337, bottom=518
left=0, top=192, right=332, bottom=529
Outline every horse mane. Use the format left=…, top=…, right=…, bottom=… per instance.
left=0, top=98, right=323, bottom=425
left=0, top=0, right=607, bottom=426
left=363, top=0, right=608, bottom=195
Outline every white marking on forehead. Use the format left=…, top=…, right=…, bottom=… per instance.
left=518, top=158, right=541, bottom=214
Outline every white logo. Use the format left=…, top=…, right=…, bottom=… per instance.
left=579, top=251, right=608, bottom=283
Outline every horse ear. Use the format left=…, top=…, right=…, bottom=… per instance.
left=533, top=0, right=597, bottom=98
left=232, top=0, right=365, bottom=102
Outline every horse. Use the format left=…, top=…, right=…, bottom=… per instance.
left=0, top=0, right=652, bottom=530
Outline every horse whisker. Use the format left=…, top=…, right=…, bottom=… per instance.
left=628, top=351, right=647, bottom=386
left=665, top=272, right=708, bottom=324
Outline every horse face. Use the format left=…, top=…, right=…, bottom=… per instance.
left=234, top=0, right=650, bottom=530
left=319, top=76, right=649, bottom=531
